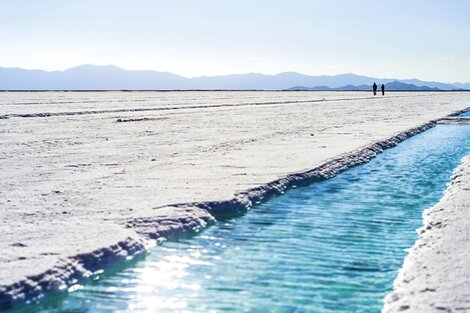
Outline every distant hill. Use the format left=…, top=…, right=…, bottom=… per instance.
left=398, top=79, right=456, bottom=90
left=453, top=82, right=470, bottom=90
left=0, top=65, right=190, bottom=90
left=385, top=81, right=439, bottom=91
left=289, top=81, right=441, bottom=91
left=0, top=65, right=466, bottom=90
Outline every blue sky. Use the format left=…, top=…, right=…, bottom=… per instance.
left=1, top=0, right=470, bottom=82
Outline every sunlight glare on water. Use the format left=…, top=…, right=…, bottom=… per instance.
left=19, top=125, right=470, bottom=313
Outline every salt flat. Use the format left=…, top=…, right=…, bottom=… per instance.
left=1, top=91, right=470, bottom=306
left=383, top=154, right=470, bottom=313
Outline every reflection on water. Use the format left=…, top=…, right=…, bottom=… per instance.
left=15, top=125, right=470, bottom=312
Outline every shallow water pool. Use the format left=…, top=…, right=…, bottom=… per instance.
left=16, top=125, right=470, bottom=313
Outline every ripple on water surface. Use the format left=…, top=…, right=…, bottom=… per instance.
left=15, top=125, right=470, bottom=313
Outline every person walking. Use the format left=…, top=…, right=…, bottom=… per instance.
left=381, top=84, right=385, bottom=96
left=373, top=82, right=377, bottom=96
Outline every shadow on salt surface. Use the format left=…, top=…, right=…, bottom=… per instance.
left=10, top=124, right=470, bottom=313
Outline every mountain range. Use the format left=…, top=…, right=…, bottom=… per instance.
left=0, top=64, right=469, bottom=90
left=289, top=81, right=441, bottom=91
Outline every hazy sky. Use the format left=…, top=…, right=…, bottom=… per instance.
left=1, top=0, right=470, bottom=82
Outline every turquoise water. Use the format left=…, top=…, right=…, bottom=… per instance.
left=459, top=111, right=470, bottom=117
left=14, top=125, right=470, bottom=313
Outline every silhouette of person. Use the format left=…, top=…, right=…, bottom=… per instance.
left=373, top=82, right=377, bottom=96
left=381, top=84, right=385, bottom=96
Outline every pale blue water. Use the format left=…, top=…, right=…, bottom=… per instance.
left=13, top=125, right=470, bottom=313
left=459, top=111, right=470, bottom=117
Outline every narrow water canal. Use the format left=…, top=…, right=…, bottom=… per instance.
left=17, top=125, right=470, bottom=313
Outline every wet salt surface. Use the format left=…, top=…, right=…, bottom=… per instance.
left=15, top=125, right=470, bottom=312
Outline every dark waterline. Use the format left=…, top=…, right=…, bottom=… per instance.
left=13, top=125, right=470, bottom=313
